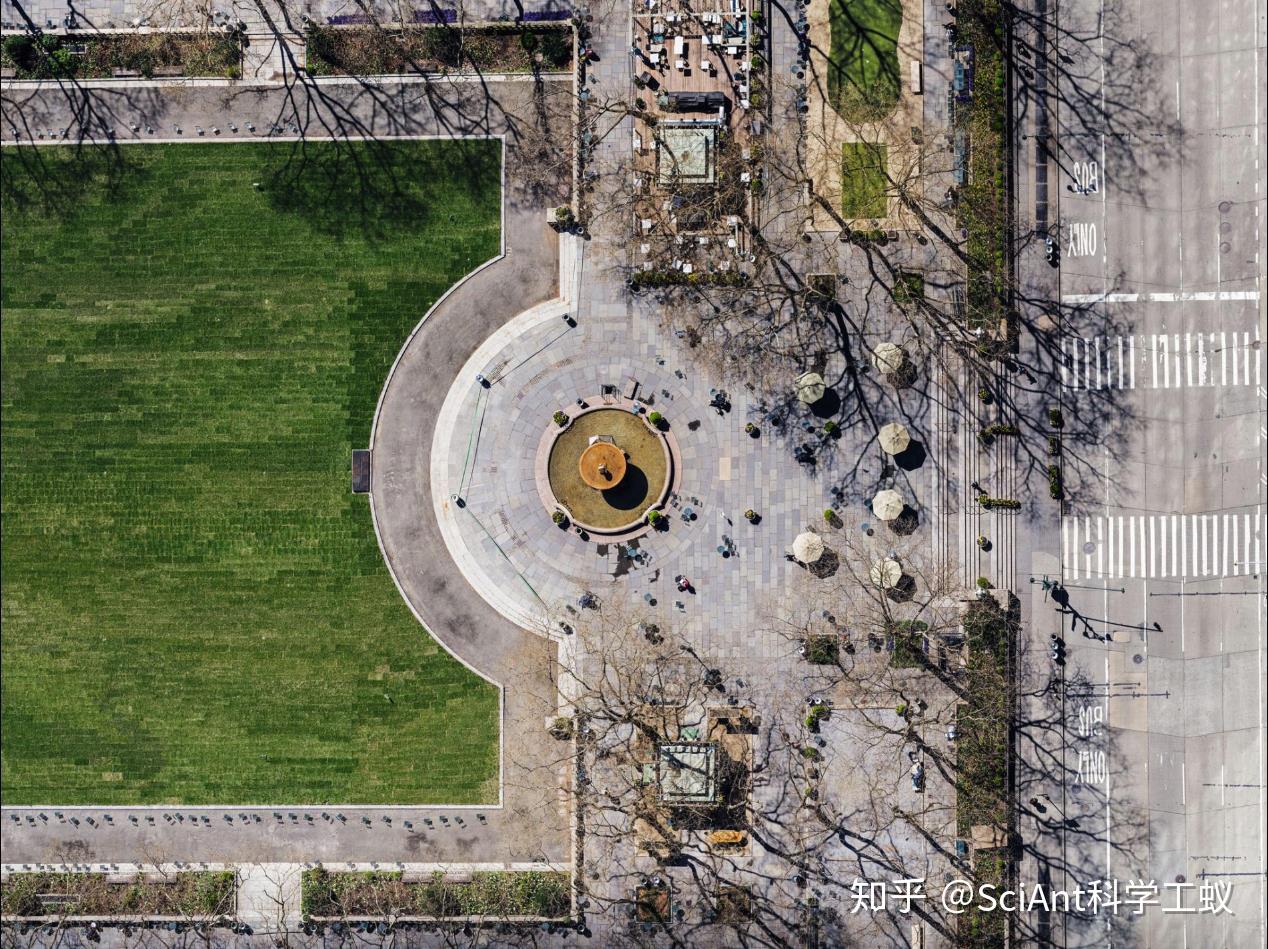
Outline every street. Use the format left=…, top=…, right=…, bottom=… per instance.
left=1015, top=0, right=1267, bottom=944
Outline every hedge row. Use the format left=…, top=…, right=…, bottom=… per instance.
left=0, top=872, right=236, bottom=918
left=304, top=25, right=572, bottom=76
left=301, top=870, right=570, bottom=920
left=955, top=1, right=1009, bottom=332
left=1, top=32, right=242, bottom=79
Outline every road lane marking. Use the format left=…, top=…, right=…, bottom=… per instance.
left=1061, top=291, right=1261, bottom=303
left=1064, top=510, right=1266, bottom=579
left=1061, top=326, right=1261, bottom=390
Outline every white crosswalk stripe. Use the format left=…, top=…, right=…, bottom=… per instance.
left=1062, top=509, right=1265, bottom=580
left=1060, top=327, right=1262, bottom=390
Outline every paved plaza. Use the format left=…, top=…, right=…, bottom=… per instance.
left=416, top=264, right=939, bottom=667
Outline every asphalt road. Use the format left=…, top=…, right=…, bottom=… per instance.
left=1015, top=0, right=1267, bottom=946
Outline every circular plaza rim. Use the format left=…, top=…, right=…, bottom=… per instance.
left=534, top=399, right=680, bottom=540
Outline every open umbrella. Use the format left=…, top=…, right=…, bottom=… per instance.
left=869, top=558, right=903, bottom=589
left=795, top=371, right=826, bottom=405
left=872, top=489, right=905, bottom=521
left=792, top=531, right=826, bottom=563
left=878, top=422, right=911, bottom=455
left=871, top=342, right=905, bottom=374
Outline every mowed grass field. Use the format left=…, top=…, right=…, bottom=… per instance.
left=828, top=0, right=904, bottom=122
left=840, top=142, right=889, bottom=219
left=1, top=141, right=502, bottom=804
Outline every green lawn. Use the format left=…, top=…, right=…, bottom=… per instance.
left=1, top=140, right=502, bottom=805
left=840, top=142, right=889, bottom=219
left=828, top=0, right=904, bottom=122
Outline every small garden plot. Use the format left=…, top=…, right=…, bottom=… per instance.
left=1, top=872, right=236, bottom=918
left=301, top=870, right=571, bottom=920
left=840, top=141, right=889, bottom=219
left=1, top=32, right=242, bottom=79
left=304, top=24, right=573, bottom=76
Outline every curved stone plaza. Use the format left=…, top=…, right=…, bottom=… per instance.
left=370, top=236, right=937, bottom=659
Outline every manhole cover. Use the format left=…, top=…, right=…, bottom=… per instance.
left=1220, top=242, right=1231, bottom=254
left=1219, top=200, right=1233, bottom=213
left=1133, top=653, right=1144, bottom=664
left=1082, top=541, right=1096, bottom=554
left=1219, top=221, right=1232, bottom=233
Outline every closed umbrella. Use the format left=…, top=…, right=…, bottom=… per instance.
left=869, top=558, right=902, bottom=589
left=872, top=489, right=905, bottom=521
left=872, top=342, right=905, bottom=374
left=879, top=422, right=911, bottom=455
left=792, top=531, right=825, bottom=563
left=795, top=371, right=826, bottom=405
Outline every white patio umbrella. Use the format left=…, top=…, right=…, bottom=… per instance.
left=869, top=558, right=903, bottom=589
left=795, top=371, right=826, bottom=405
left=792, top=531, right=826, bottom=564
left=871, top=342, right=905, bottom=374
left=878, top=422, right=911, bottom=455
left=872, top=489, right=905, bottom=521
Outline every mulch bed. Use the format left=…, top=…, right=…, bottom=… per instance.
left=1, top=32, right=242, bottom=79
left=304, top=24, right=573, bottom=76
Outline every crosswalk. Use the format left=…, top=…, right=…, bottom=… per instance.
left=1060, top=328, right=1263, bottom=390
left=1062, top=510, right=1265, bottom=580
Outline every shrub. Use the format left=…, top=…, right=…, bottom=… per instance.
left=804, top=703, right=831, bottom=731
left=823, top=420, right=839, bottom=435
left=978, top=386, right=993, bottom=403
left=976, top=577, right=992, bottom=590
left=744, top=508, right=757, bottom=521
left=421, top=27, right=464, bottom=67
left=802, top=636, right=839, bottom=665
left=824, top=508, right=836, bottom=523
left=978, top=495, right=1021, bottom=511
left=2, top=34, right=39, bottom=72
left=551, top=510, right=567, bottom=526
left=1048, top=407, right=1064, bottom=428
left=539, top=28, right=573, bottom=68
left=629, top=269, right=749, bottom=290
left=1047, top=464, right=1063, bottom=499
left=982, top=423, right=1018, bottom=436
left=896, top=702, right=908, bottom=716
left=547, top=717, right=573, bottom=740
left=519, top=30, right=539, bottom=52
left=1047, top=434, right=1061, bottom=456
left=648, top=410, right=664, bottom=425
left=801, top=746, right=822, bottom=761
left=553, top=410, right=568, bottom=426
left=304, top=25, right=339, bottom=70
left=646, top=510, right=662, bottom=526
